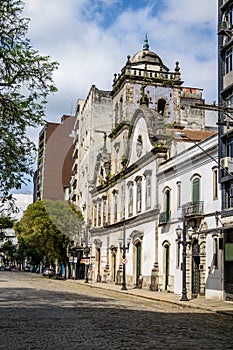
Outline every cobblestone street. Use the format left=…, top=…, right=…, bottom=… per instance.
left=0, top=271, right=233, bottom=350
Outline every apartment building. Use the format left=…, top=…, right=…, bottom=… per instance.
left=218, top=0, right=233, bottom=299
left=34, top=115, right=75, bottom=201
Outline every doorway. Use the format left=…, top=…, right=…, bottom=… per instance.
left=96, top=247, right=101, bottom=282
left=112, top=252, right=116, bottom=282
left=136, top=242, right=141, bottom=285
left=192, top=240, right=200, bottom=297
left=164, top=244, right=170, bottom=290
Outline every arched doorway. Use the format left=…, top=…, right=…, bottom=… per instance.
left=192, top=239, right=200, bottom=297
left=165, top=244, right=170, bottom=290
left=110, top=246, right=117, bottom=283
left=136, top=242, right=141, bottom=285
left=163, top=241, right=170, bottom=291
left=96, top=247, right=101, bottom=282
left=130, top=230, right=144, bottom=287
left=94, top=239, right=102, bottom=283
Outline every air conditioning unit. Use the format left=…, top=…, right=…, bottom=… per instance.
left=218, top=21, right=230, bottom=35
left=220, top=157, right=230, bottom=169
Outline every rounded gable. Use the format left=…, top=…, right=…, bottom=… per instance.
left=131, top=49, right=163, bottom=66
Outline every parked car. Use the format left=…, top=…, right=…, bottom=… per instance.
left=4, top=265, right=11, bottom=271
left=23, top=266, right=30, bottom=272
left=42, top=268, right=54, bottom=278
left=0, top=265, right=5, bottom=271
left=30, top=266, right=38, bottom=273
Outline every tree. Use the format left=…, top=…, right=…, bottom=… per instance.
left=0, top=0, right=59, bottom=200
left=2, top=239, right=15, bottom=264
left=14, top=200, right=84, bottom=267
left=0, top=215, right=14, bottom=239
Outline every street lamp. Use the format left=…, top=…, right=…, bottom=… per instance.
left=176, top=222, right=192, bottom=301
left=118, top=223, right=131, bottom=290
left=83, top=246, right=90, bottom=283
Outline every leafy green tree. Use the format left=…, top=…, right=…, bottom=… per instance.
left=2, top=239, right=14, bottom=264
left=14, top=200, right=84, bottom=267
left=0, top=215, right=14, bottom=239
left=0, top=0, right=58, bottom=200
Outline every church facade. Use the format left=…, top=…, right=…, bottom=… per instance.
left=70, top=37, right=222, bottom=298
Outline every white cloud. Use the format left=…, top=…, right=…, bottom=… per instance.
left=22, top=0, right=217, bottom=129
left=15, top=0, right=218, bottom=193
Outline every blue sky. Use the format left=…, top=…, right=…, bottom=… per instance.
left=20, top=0, right=217, bottom=193
left=82, top=1, right=167, bottom=28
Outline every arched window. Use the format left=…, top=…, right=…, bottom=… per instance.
left=145, top=172, right=152, bottom=209
left=112, top=189, right=118, bottom=222
left=97, top=200, right=101, bottom=226
left=177, top=181, right=181, bottom=208
left=119, top=96, right=123, bottom=121
left=157, top=98, right=166, bottom=116
left=136, top=135, right=143, bottom=157
left=136, top=177, right=142, bottom=213
left=93, top=201, right=97, bottom=227
left=114, top=195, right=118, bottom=222
left=192, top=176, right=200, bottom=213
left=165, top=188, right=171, bottom=222
left=102, top=196, right=107, bottom=225
left=127, top=181, right=133, bottom=217
left=213, top=168, right=218, bottom=200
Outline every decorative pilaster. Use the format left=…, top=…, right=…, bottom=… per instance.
left=115, top=264, right=123, bottom=285
left=199, top=234, right=206, bottom=296
left=150, top=262, right=159, bottom=291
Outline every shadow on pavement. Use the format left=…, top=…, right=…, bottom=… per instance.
left=0, top=287, right=232, bottom=350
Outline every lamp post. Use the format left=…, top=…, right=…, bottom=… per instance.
left=176, top=222, right=192, bottom=301
left=118, top=223, right=131, bottom=290
left=84, top=246, right=90, bottom=283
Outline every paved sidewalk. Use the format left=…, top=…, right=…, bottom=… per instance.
left=76, top=280, right=233, bottom=316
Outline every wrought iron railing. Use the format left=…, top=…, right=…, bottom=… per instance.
left=182, top=201, right=204, bottom=217
left=159, top=211, right=170, bottom=225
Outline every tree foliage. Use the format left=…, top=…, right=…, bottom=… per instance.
left=14, top=200, right=84, bottom=266
left=0, top=0, right=59, bottom=199
left=0, top=215, right=14, bottom=230
left=2, top=239, right=15, bottom=263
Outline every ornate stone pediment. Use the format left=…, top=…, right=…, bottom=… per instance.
left=130, top=230, right=144, bottom=244
left=110, top=245, right=118, bottom=253
left=94, top=239, right=102, bottom=249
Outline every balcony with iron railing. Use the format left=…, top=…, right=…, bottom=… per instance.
left=218, top=21, right=231, bottom=35
left=182, top=201, right=204, bottom=217
left=159, top=211, right=171, bottom=225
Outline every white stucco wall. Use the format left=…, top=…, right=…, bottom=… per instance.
left=158, top=134, right=223, bottom=298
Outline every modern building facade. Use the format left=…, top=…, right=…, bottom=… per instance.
left=218, top=0, right=233, bottom=299
left=34, top=115, right=75, bottom=201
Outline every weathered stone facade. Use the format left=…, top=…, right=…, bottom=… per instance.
left=70, top=38, right=223, bottom=299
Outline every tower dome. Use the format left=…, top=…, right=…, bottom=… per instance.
left=130, top=35, right=168, bottom=72
left=111, top=35, right=182, bottom=98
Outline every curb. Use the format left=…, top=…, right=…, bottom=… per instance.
left=75, top=281, right=231, bottom=315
